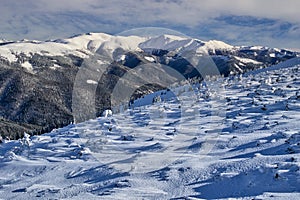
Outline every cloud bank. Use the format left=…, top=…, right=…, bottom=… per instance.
left=0, top=0, right=299, bottom=48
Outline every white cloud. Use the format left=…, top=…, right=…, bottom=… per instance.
left=27, top=0, right=299, bottom=24
left=0, top=0, right=299, bottom=48
left=2, top=0, right=299, bottom=25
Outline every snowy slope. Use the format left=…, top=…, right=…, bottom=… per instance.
left=0, top=33, right=146, bottom=63
left=245, top=57, right=300, bottom=76
left=234, top=56, right=263, bottom=65
left=0, top=61, right=299, bottom=199
left=139, top=34, right=234, bottom=54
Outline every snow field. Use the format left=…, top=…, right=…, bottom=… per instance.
left=0, top=64, right=299, bottom=199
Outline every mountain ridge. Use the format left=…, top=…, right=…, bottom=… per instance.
left=0, top=32, right=299, bottom=139
left=1, top=32, right=298, bottom=65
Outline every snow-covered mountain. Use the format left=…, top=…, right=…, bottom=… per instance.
left=0, top=33, right=299, bottom=139
left=1, top=33, right=233, bottom=63
left=0, top=33, right=298, bottom=73
left=0, top=58, right=299, bottom=199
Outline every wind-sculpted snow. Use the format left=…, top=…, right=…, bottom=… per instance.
left=0, top=64, right=299, bottom=199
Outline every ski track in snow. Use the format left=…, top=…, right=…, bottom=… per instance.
left=0, top=64, right=300, bottom=199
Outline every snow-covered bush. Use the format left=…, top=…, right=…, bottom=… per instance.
left=20, top=133, right=32, bottom=148
left=102, top=109, right=113, bottom=117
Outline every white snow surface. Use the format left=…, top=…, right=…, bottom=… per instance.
left=86, top=80, right=98, bottom=85
left=0, top=33, right=147, bottom=63
left=234, top=56, right=262, bottom=65
left=144, top=56, right=155, bottom=62
left=0, top=33, right=236, bottom=65
left=21, top=61, right=33, bottom=72
left=1, top=62, right=300, bottom=199
left=139, top=35, right=234, bottom=54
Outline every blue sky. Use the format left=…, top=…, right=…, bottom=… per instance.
left=0, top=0, right=299, bottom=49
